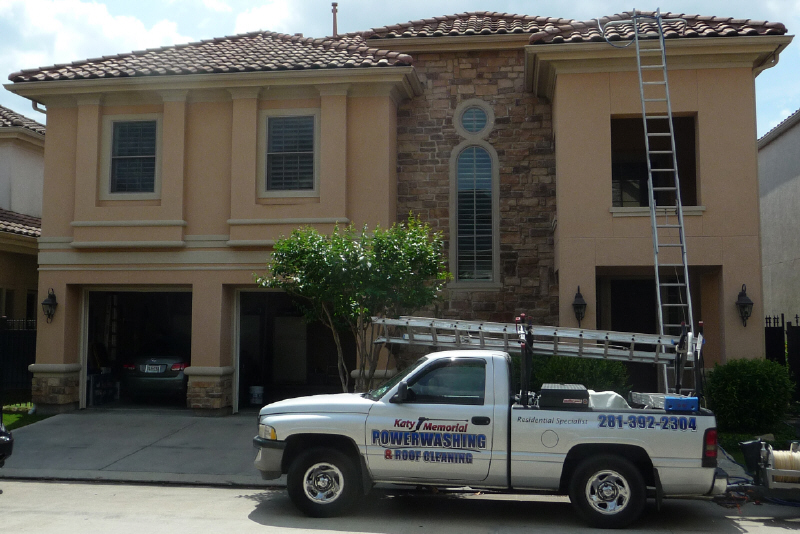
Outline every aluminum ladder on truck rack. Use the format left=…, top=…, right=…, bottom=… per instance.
left=373, top=316, right=702, bottom=367
left=600, top=10, right=695, bottom=394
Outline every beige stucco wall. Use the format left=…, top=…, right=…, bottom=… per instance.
left=554, top=67, right=764, bottom=362
left=32, top=81, right=404, bottom=409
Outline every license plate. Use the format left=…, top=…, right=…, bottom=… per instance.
left=144, top=364, right=163, bottom=373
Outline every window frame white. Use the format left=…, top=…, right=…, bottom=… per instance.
left=99, top=113, right=163, bottom=201
left=449, top=99, right=500, bottom=289
left=257, top=108, right=321, bottom=199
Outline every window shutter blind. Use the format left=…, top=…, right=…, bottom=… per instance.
left=457, top=146, right=493, bottom=280
left=267, top=116, right=315, bottom=190
left=110, top=121, right=157, bottom=193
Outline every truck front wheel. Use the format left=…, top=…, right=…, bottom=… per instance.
left=569, top=454, right=646, bottom=529
left=287, top=447, right=359, bottom=517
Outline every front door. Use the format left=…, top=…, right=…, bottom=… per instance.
left=365, top=357, right=494, bottom=483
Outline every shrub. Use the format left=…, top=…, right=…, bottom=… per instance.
left=532, top=356, right=630, bottom=396
left=705, top=358, right=794, bottom=434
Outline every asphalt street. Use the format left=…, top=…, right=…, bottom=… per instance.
left=2, top=479, right=800, bottom=534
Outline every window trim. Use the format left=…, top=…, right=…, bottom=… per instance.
left=257, top=108, right=321, bottom=199
left=454, top=99, right=495, bottom=140
left=99, top=113, right=163, bottom=201
left=449, top=139, right=501, bottom=288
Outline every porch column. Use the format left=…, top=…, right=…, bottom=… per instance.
left=185, top=279, right=234, bottom=415
left=29, top=279, right=82, bottom=413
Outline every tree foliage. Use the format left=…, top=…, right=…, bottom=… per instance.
left=256, top=215, right=450, bottom=392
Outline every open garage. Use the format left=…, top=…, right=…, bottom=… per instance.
left=85, top=290, right=192, bottom=407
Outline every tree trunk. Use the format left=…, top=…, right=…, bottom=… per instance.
left=321, top=304, right=349, bottom=392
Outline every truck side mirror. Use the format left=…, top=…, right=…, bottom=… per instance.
left=390, top=382, right=408, bottom=403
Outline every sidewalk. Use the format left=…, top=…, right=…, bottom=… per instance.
left=0, top=409, right=284, bottom=487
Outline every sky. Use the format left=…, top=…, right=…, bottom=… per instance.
left=0, top=0, right=798, bottom=137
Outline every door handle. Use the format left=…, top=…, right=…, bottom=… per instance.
left=472, top=416, right=491, bottom=425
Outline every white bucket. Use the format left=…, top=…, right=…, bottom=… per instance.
left=249, top=386, right=264, bottom=405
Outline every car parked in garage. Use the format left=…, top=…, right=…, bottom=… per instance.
left=121, top=355, right=189, bottom=399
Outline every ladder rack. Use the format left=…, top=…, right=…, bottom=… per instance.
left=373, top=316, right=701, bottom=366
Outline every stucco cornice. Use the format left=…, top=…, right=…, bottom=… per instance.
left=525, top=35, right=793, bottom=98
left=4, top=66, right=423, bottom=106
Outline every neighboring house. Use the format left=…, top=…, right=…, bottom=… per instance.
left=758, top=109, right=800, bottom=319
left=3, top=11, right=790, bottom=414
left=0, top=105, right=43, bottom=322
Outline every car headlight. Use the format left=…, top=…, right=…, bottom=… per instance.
left=258, top=424, right=277, bottom=440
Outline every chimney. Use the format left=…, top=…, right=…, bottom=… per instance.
left=332, top=2, right=338, bottom=37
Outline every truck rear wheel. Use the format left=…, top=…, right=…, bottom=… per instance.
left=287, top=447, right=359, bottom=517
left=569, top=454, right=646, bottom=529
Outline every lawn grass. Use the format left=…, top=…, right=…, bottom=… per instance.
left=2, top=406, right=52, bottom=431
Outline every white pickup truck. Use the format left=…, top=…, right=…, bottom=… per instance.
left=254, top=350, right=726, bottom=528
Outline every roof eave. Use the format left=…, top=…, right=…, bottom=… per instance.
left=0, top=127, right=45, bottom=147
left=0, top=230, right=39, bottom=254
left=4, top=65, right=424, bottom=105
left=759, top=107, right=800, bottom=149
left=525, top=34, right=793, bottom=99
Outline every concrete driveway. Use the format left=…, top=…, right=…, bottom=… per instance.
left=0, top=407, right=748, bottom=490
left=0, top=408, right=280, bottom=486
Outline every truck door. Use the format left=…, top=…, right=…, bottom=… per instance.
left=365, top=357, right=494, bottom=482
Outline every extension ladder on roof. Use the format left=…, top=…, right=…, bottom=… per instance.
left=601, top=9, right=695, bottom=393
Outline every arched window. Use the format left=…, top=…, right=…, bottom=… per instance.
left=456, top=146, right=493, bottom=281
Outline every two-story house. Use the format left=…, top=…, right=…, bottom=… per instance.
left=5, top=11, right=790, bottom=413
left=0, top=105, right=44, bottom=322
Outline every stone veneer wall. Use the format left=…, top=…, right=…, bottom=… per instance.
left=31, top=372, right=80, bottom=412
left=187, top=375, right=233, bottom=414
left=397, top=49, right=558, bottom=323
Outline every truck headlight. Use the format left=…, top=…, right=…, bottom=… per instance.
left=258, top=424, right=277, bottom=440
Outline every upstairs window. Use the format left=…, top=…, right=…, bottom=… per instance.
left=110, top=120, right=158, bottom=194
left=611, top=117, right=697, bottom=207
left=266, top=115, right=315, bottom=191
left=457, top=146, right=494, bottom=281
left=100, top=114, right=162, bottom=200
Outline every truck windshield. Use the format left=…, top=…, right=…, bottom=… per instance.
left=364, top=357, right=428, bottom=401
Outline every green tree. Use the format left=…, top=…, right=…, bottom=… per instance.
left=256, top=215, right=450, bottom=392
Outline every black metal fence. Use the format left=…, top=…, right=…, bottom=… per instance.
left=765, top=314, right=800, bottom=398
left=0, top=318, right=37, bottom=405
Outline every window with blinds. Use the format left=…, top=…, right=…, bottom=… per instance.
left=266, top=116, right=315, bottom=191
left=457, top=146, right=493, bottom=281
left=110, top=121, right=157, bottom=193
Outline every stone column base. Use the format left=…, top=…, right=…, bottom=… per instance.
left=29, top=363, right=82, bottom=414
left=185, top=366, right=234, bottom=415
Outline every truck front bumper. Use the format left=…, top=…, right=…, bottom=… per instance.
left=253, top=436, right=286, bottom=480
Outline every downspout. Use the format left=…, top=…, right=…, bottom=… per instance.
left=32, top=100, right=46, bottom=115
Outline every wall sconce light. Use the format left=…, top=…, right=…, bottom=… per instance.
left=735, top=284, right=753, bottom=327
left=41, top=288, right=57, bottom=323
left=572, top=286, right=587, bottom=328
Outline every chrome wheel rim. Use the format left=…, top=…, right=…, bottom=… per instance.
left=303, top=462, right=344, bottom=504
left=585, top=469, right=630, bottom=515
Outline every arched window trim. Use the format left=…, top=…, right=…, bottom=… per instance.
left=449, top=139, right=501, bottom=288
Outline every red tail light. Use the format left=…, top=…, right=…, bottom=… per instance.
left=171, top=363, right=187, bottom=371
left=123, top=364, right=135, bottom=370
left=702, top=428, right=718, bottom=467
